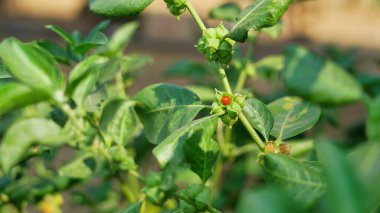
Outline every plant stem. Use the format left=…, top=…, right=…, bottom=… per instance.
left=185, top=1, right=206, bottom=31
left=217, top=66, right=233, bottom=94
left=115, top=72, right=126, bottom=98
left=238, top=113, right=265, bottom=151
left=235, top=70, right=247, bottom=93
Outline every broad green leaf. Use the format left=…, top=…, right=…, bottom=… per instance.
left=37, top=40, right=69, bottom=65
left=348, top=143, right=380, bottom=209
left=268, top=96, right=321, bottom=141
left=316, top=141, right=366, bottom=213
left=134, top=83, right=206, bottom=145
left=237, top=187, right=303, bottom=213
left=100, top=99, right=140, bottom=145
left=67, top=55, right=108, bottom=105
left=255, top=55, right=284, bottom=79
left=118, top=201, right=142, bottom=213
left=153, top=115, right=218, bottom=167
left=178, top=184, right=211, bottom=212
left=261, top=22, right=283, bottom=40
left=0, top=38, right=64, bottom=92
left=262, top=153, right=326, bottom=207
left=105, top=21, right=139, bottom=55
left=184, top=130, right=219, bottom=182
left=242, top=99, right=274, bottom=141
left=0, top=118, right=64, bottom=173
left=89, top=0, right=154, bottom=17
left=366, top=95, right=380, bottom=142
left=0, top=81, right=48, bottom=116
left=356, top=73, right=380, bottom=97
left=284, top=45, right=363, bottom=104
left=209, top=3, right=241, bottom=22
left=45, top=25, right=74, bottom=45
left=227, top=0, right=294, bottom=42
left=58, top=153, right=96, bottom=179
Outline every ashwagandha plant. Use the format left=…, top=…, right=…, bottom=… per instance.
left=1, top=0, right=380, bottom=212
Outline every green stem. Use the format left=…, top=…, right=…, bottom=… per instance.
left=61, top=103, right=86, bottom=133
left=115, top=72, right=126, bottom=98
left=185, top=1, right=206, bottom=31
left=224, top=126, right=232, bottom=155
left=238, top=113, right=265, bottom=151
left=233, top=143, right=259, bottom=157
left=235, top=70, right=247, bottom=93
left=217, top=66, right=233, bottom=94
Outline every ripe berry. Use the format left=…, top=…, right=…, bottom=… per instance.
left=221, top=95, right=231, bottom=106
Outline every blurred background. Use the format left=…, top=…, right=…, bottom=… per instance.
left=1, top=0, right=379, bottom=138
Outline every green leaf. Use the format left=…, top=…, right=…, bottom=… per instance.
left=178, top=184, right=211, bottom=212
left=366, top=95, right=380, bottom=142
left=262, top=154, right=327, bottom=207
left=0, top=118, right=64, bottom=173
left=105, top=21, right=139, bottom=55
left=186, top=85, right=215, bottom=102
left=89, top=0, right=154, bottom=17
left=284, top=45, right=363, bottom=104
left=184, top=130, right=219, bottom=182
left=67, top=55, right=108, bottom=105
left=316, top=141, right=366, bottom=213
left=0, top=63, right=11, bottom=79
left=261, top=21, right=283, bottom=40
left=0, top=81, right=49, bottom=116
left=153, top=115, right=218, bottom=167
left=165, top=59, right=215, bottom=80
left=227, top=0, right=294, bottom=42
left=268, top=96, right=321, bottom=141
left=118, top=201, right=142, bottom=213
left=133, top=83, right=206, bottom=145
left=237, top=186, right=304, bottom=213
left=348, top=143, right=380, bottom=209
left=58, top=153, right=96, bottom=179
left=0, top=38, right=64, bottom=92
left=45, top=25, right=74, bottom=45
left=74, top=31, right=108, bottom=54
left=37, top=40, right=69, bottom=65
left=242, top=99, right=274, bottom=141
left=209, top=3, right=241, bottom=22
left=100, top=99, right=140, bottom=145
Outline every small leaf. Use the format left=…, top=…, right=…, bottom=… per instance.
left=0, top=81, right=49, bottom=116
left=262, top=153, right=327, bottom=207
left=0, top=38, right=64, bottom=92
left=89, top=0, right=154, bottom=17
left=45, top=25, right=74, bottom=45
left=58, top=153, right=96, bottom=179
left=118, top=201, right=142, bottom=213
left=133, top=83, right=206, bottom=145
left=0, top=118, right=64, bottom=173
left=242, top=99, right=274, bottom=141
left=153, top=115, right=218, bottom=167
left=74, top=31, right=108, bottom=54
left=178, top=184, right=211, bottom=212
left=184, top=130, right=219, bottom=182
left=284, top=45, right=364, bottom=104
left=105, top=21, right=139, bottom=55
left=366, top=95, right=380, bottom=142
left=228, top=0, right=294, bottom=42
left=100, top=99, right=140, bottom=145
left=268, top=96, right=321, bottom=141
left=316, top=141, right=366, bottom=213
left=37, top=40, right=69, bottom=65
left=209, top=3, right=241, bottom=22
left=67, top=55, right=108, bottom=105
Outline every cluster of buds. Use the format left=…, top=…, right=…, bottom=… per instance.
left=196, top=24, right=235, bottom=65
left=164, top=0, right=187, bottom=17
left=211, top=90, right=246, bottom=126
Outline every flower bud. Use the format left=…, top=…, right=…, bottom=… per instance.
left=264, top=141, right=280, bottom=153
left=279, top=143, right=291, bottom=155
left=164, top=0, right=187, bottom=17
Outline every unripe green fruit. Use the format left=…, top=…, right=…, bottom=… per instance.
left=164, top=0, right=187, bottom=17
